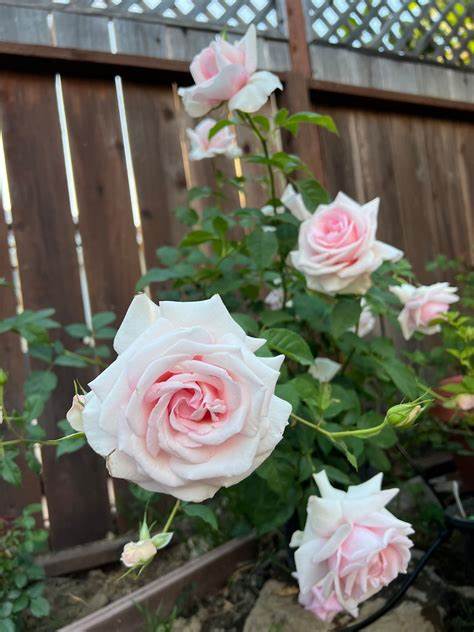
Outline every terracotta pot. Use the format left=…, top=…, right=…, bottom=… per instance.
left=431, top=375, right=464, bottom=423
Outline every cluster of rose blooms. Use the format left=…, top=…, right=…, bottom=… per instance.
left=66, top=26, right=459, bottom=623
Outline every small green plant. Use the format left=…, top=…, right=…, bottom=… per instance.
left=0, top=504, right=49, bottom=631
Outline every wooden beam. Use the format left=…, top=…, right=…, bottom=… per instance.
left=37, top=535, right=131, bottom=577
left=284, top=0, right=311, bottom=78
left=309, top=78, right=474, bottom=117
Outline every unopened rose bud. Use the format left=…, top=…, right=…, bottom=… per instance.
left=120, top=539, right=157, bottom=568
left=385, top=401, right=426, bottom=429
left=66, top=394, right=85, bottom=432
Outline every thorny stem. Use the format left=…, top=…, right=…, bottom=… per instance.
left=291, top=412, right=388, bottom=440
left=240, top=111, right=277, bottom=211
left=0, top=432, right=85, bottom=448
left=238, top=111, right=290, bottom=302
left=162, top=499, right=181, bottom=533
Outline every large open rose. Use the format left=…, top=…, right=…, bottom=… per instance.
left=291, top=471, right=413, bottom=621
left=68, top=294, right=291, bottom=502
left=288, top=192, right=403, bottom=295
left=178, top=25, right=282, bottom=117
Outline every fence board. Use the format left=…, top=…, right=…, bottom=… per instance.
left=0, top=5, right=51, bottom=46
left=0, top=217, right=43, bottom=519
left=53, top=11, right=110, bottom=52
left=0, top=71, right=112, bottom=548
left=60, top=75, right=142, bottom=529
left=122, top=81, right=186, bottom=268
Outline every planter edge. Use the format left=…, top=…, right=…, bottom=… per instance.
left=59, top=534, right=258, bottom=631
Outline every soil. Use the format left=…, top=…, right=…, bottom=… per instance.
left=24, top=536, right=213, bottom=631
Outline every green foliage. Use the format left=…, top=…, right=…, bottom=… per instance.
left=0, top=505, right=49, bottom=630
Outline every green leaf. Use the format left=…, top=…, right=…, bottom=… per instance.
left=296, top=178, right=330, bottom=211
left=94, top=326, right=116, bottom=340
left=0, top=449, right=21, bottom=486
left=208, top=119, right=236, bottom=140
left=65, top=323, right=90, bottom=339
left=274, top=108, right=289, bottom=126
left=24, top=371, right=57, bottom=399
left=246, top=229, right=278, bottom=270
left=182, top=504, right=218, bottom=530
left=188, top=186, right=212, bottom=202
left=29, top=596, right=50, bottom=618
left=156, top=246, right=180, bottom=266
left=14, top=572, right=28, bottom=589
left=231, top=312, right=259, bottom=336
left=92, top=312, right=116, bottom=330
left=151, top=532, right=174, bottom=549
left=12, top=593, right=29, bottom=614
left=366, top=444, right=391, bottom=472
left=54, top=355, right=89, bottom=368
left=0, top=618, right=15, bottom=632
left=330, top=298, right=361, bottom=338
left=381, top=359, right=419, bottom=399
left=0, top=603, right=12, bottom=618
left=260, top=309, right=293, bottom=327
left=56, top=419, right=86, bottom=458
left=275, top=383, right=300, bottom=411
left=282, top=111, right=338, bottom=135
left=175, top=205, right=199, bottom=226
left=264, top=328, right=313, bottom=366
left=180, top=231, right=217, bottom=247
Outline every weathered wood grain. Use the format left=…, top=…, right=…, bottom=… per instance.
left=0, top=71, right=112, bottom=548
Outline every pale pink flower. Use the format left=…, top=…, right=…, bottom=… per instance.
left=187, top=118, right=241, bottom=161
left=121, top=540, right=157, bottom=568
left=76, top=294, right=290, bottom=502
left=178, top=25, right=282, bottom=117
left=390, top=282, right=459, bottom=340
left=354, top=299, right=377, bottom=338
left=291, top=470, right=413, bottom=621
left=264, top=288, right=284, bottom=311
left=457, top=394, right=474, bottom=411
left=289, top=193, right=402, bottom=295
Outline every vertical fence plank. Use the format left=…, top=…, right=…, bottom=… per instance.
left=0, top=71, right=112, bottom=548
left=122, top=81, right=187, bottom=268
left=60, top=75, right=142, bottom=528
left=0, top=216, right=43, bottom=519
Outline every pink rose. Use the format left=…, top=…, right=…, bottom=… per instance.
left=457, top=394, right=474, bottom=411
left=291, top=470, right=413, bottom=621
left=390, top=282, right=459, bottom=340
left=178, top=25, right=282, bottom=117
left=187, top=118, right=241, bottom=161
left=74, top=294, right=291, bottom=502
left=289, top=193, right=403, bottom=295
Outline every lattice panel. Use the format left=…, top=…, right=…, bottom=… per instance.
left=306, top=0, right=473, bottom=68
left=24, top=0, right=285, bottom=34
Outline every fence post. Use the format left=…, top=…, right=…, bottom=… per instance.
left=281, top=0, right=327, bottom=187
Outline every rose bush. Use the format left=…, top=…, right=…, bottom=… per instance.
left=1, top=23, right=471, bottom=625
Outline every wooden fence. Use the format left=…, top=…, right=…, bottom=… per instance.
left=0, top=1, right=473, bottom=553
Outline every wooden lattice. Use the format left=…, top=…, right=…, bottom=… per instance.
left=305, top=0, right=473, bottom=68
left=14, top=0, right=286, bottom=34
